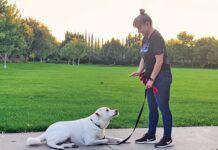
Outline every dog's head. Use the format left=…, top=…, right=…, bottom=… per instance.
left=95, top=107, right=119, bottom=121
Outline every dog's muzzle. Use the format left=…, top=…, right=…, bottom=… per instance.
left=113, top=110, right=119, bottom=117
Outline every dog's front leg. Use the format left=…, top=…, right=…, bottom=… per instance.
left=105, top=136, right=128, bottom=145
left=60, top=143, right=78, bottom=148
left=84, top=138, right=108, bottom=146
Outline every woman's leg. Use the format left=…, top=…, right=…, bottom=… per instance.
left=154, top=71, right=172, bottom=138
left=146, top=88, right=159, bottom=136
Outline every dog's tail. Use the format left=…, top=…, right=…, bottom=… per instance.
left=26, top=133, right=46, bottom=146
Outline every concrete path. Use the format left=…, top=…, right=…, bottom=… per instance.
left=0, top=127, right=218, bottom=150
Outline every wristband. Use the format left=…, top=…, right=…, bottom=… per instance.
left=149, top=77, right=155, bottom=82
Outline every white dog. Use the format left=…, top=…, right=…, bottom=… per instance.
left=26, top=107, right=124, bottom=149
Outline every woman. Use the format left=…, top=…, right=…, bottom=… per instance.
left=129, top=9, right=173, bottom=148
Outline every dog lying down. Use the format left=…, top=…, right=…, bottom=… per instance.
left=26, top=107, right=127, bottom=149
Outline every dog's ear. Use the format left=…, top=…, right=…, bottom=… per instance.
left=95, top=112, right=100, bottom=117
left=95, top=111, right=102, bottom=117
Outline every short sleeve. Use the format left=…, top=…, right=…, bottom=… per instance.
left=151, top=35, right=165, bottom=55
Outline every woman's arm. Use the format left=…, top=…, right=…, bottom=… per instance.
left=145, top=54, right=163, bottom=88
left=137, top=58, right=145, bottom=74
left=150, top=54, right=163, bottom=80
left=129, top=58, right=145, bottom=77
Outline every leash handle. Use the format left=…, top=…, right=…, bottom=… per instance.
left=139, top=72, right=158, bottom=94
left=117, top=90, right=147, bottom=145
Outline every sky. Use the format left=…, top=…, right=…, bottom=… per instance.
left=7, top=0, right=218, bottom=42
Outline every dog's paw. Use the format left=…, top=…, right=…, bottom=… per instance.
left=108, top=138, right=130, bottom=145
left=118, top=139, right=130, bottom=144
left=72, top=144, right=79, bottom=148
left=103, top=139, right=109, bottom=143
left=123, top=141, right=130, bottom=144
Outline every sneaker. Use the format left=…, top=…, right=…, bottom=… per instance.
left=154, top=137, right=173, bottom=148
left=135, top=133, right=156, bottom=144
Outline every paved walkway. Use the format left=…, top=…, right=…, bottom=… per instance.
left=0, top=127, right=218, bottom=150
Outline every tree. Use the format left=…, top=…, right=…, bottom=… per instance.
left=177, top=31, right=195, bottom=66
left=194, top=37, right=218, bottom=67
left=0, top=1, right=26, bottom=68
left=24, top=18, right=58, bottom=62
left=101, top=38, right=126, bottom=64
left=20, top=18, right=34, bottom=62
left=60, top=41, right=76, bottom=65
left=0, top=0, right=8, bottom=14
left=166, top=39, right=183, bottom=66
left=74, top=39, right=87, bottom=65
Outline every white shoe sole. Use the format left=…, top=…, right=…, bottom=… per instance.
left=155, top=142, right=174, bottom=148
left=135, top=140, right=156, bottom=144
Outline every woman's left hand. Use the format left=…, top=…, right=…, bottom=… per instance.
left=146, top=79, right=154, bottom=89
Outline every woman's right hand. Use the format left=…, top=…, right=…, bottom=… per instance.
left=129, top=71, right=140, bottom=77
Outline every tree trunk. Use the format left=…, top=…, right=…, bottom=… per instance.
left=40, top=57, right=43, bottom=63
left=68, top=60, right=70, bottom=64
left=25, top=57, right=28, bottom=63
left=25, top=55, right=28, bottom=63
left=73, top=58, right=75, bottom=66
left=88, top=51, right=91, bottom=64
left=78, top=58, right=80, bottom=66
left=3, top=53, right=7, bottom=69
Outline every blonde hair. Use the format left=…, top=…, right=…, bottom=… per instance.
left=133, top=9, right=152, bottom=27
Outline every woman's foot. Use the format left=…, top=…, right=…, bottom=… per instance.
left=135, top=133, right=156, bottom=144
left=154, top=137, right=173, bottom=148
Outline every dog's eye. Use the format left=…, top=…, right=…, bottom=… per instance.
left=106, top=109, right=109, bottom=112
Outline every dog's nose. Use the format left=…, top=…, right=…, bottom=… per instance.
left=115, top=109, right=118, bottom=113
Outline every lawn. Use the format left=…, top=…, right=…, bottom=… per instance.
left=0, top=63, right=218, bottom=133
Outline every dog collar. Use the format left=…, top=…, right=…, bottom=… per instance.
left=90, top=118, right=102, bottom=129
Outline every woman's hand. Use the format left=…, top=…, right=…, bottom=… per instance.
left=129, top=71, right=140, bottom=77
left=146, top=79, right=154, bottom=89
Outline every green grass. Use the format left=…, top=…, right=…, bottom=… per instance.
left=0, top=63, right=218, bottom=133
